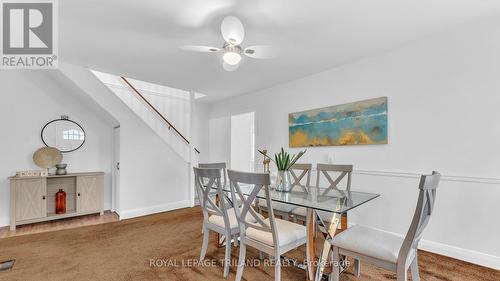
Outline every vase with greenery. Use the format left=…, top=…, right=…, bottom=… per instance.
left=258, top=148, right=306, bottom=192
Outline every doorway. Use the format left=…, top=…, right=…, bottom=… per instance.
left=230, top=112, right=255, bottom=172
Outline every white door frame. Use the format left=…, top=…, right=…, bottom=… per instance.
left=112, top=125, right=120, bottom=215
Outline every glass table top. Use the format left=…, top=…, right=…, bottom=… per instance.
left=215, top=184, right=380, bottom=214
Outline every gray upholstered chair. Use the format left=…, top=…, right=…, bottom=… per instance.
left=199, top=162, right=228, bottom=188
left=292, top=164, right=353, bottom=226
left=199, top=162, right=244, bottom=209
left=194, top=167, right=238, bottom=278
left=330, top=171, right=441, bottom=281
left=258, top=163, right=312, bottom=220
left=290, top=163, right=313, bottom=187
left=228, top=170, right=308, bottom=281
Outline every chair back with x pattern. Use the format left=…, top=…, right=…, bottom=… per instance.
left=194, top=167, right=231, bottom=229
left=227, top=170, right=281, bottom=248
left=199, top=162, right=228, bottom=188
left=398, top=171, right=440, bottom=266
left=316, top=164, right=353, bottom=191
left=290, top=163, right=312, bottom=193
left=290, top=163, right=312, bottom=186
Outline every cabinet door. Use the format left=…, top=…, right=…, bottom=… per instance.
left=15, top=179, right=46, bottom=221
left=77, top=176, right=102, bottom=213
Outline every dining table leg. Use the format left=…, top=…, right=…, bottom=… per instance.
left=306, top=208, right=315, bottom=280
left=314, top=212, right=342, bottom=281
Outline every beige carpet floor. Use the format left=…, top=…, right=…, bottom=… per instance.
left=0, top=207, right=498, bottom=281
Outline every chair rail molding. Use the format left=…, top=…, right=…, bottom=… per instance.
left=352, top=169, right=500, bottom=185
left=306, top=167, right=500, bottom=185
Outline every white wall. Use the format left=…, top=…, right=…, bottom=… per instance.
left=60, top=63, right=192, bottom=219
left=208, top=116, right=231, bottom=164
left=208, top=16, right=500, bottom=269
left=0, top=70, right=115, bottom=226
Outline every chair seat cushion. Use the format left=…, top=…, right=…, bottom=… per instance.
left=331, top=225, right=412, bottom=263
left=246, top=218, right=306, bottom=247
left=208, top=207, right=262, bottom=229
left=258, top=199, right=297, bottom=213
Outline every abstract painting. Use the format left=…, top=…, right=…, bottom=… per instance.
left=289, top=97, right=388, bottom=147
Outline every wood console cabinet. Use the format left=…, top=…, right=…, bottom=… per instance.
left=9, top=172, right=104, bottom=230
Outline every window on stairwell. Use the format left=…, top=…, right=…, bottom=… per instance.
left=230, top=112, right=255, bottom=172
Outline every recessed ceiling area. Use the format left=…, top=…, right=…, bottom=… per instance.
left=60, top=0, right=500, bottom=102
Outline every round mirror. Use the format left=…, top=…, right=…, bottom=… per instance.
left=41, top=118, right=86, bottom=153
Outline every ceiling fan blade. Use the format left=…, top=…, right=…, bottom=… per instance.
left=180, top=45, right=221, bottom=53
left=223, top=61, right=240, bottom=72
left=221, top=16, right=245, bottom=45
left=243, top=45, right=277, bottom=59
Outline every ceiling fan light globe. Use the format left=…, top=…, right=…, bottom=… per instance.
left=223, top=52, right=241, bottom=65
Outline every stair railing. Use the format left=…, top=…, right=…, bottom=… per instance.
left=120, top=76, right=200, bottom=154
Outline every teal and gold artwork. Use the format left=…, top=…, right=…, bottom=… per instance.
left=289, top=97, right=388, bottom=147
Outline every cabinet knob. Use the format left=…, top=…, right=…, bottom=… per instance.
left=78, top=193, right=81, bottom=197
left=42, top=196, right=46, bottom=200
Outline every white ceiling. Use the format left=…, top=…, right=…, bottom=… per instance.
left=60, top=0, right=500, bottom=102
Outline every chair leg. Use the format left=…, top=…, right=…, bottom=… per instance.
left=233, top=235, right=239, bottom=247
left=354, top=259, right=361, bottom=277
left=274, top=255, right=281, bottom=281
left=283, top=213, right=289, bottom=221
left=410, top=256, right=420, bottom=281
left=200, top=227, right=209, bottom=260
left=235, top=243, right=246, bottom=281
left=224, top=235, right=231, bottom=278
left=396, top=264, right=408, bottom=281
left=293, top=215, right=297, bottom=223
left=259, top=251, right=265, bottom=260
left=331, top=247, right=340, bottom=281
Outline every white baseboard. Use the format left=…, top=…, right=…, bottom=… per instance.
left=348, top=222, right=500, bottom=270
left=119, top=200, right=191, bottom=220
left=419, top=239, right=500, bottom=270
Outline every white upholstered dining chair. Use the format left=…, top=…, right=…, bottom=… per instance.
left=258, top=163, right=312, bottom=220
left=330, top=171, right=441, bottom=281
left=194, top=167, right=238, bottom=278
left=228, top=170, right=308, bottom=281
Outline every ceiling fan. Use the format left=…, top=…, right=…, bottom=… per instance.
left=180, top=16, right=276, bottom=71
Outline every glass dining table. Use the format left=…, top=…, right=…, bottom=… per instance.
left=214, top=183, right=380, bottom=281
